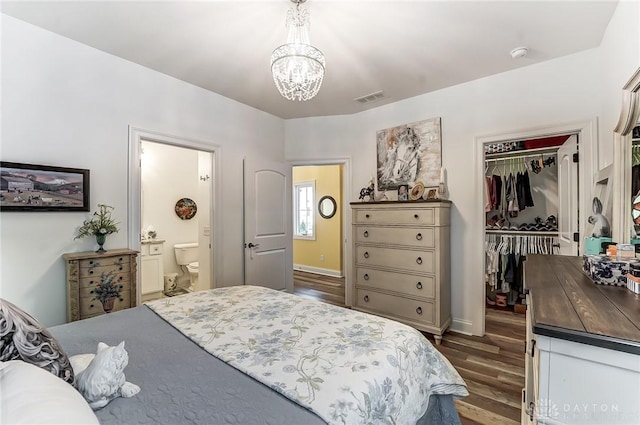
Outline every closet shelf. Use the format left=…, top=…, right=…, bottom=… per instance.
left=485, top=229, right=558, bottom=236
left=485, top=146, right=558, bottom=161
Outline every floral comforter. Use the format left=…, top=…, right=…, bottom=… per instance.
left=146, top=286, right=468, bottom=425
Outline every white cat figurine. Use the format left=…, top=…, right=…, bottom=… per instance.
left=71, top=341, right=140, bottom=410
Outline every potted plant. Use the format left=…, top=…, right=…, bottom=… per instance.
left=91, top=271, right=122, bottom=313
left=74, top=204, right=119, bottom=252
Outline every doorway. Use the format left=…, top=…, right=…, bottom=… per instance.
left=128, top=127, right=221, bottom=305
left=473, top=120, right=597, bottom=336
left=291, top=161, right=350, bottom=306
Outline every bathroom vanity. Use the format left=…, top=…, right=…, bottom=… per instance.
left=141, top=239, right=165, bottom=299
left=63, top=249, right=138, bottom=321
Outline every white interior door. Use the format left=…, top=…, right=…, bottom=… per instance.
left=243, top=158, right=293, bottom=292
left=558, top=135, right=579, bottom=255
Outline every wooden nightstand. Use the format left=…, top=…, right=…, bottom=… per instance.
left=62, top=249, right=138, bottom=322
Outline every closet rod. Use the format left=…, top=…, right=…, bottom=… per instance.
left=485, top=150, right=557, bottom=163
left=485, top=146, right=559, bottom=161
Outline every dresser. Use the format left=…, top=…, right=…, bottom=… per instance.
left=350, top=201, right=451, bottom=344
left=62, top=249, right=138, bottom=322
left=523, top=254, right=640, bottom=425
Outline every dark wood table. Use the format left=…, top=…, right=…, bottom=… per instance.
left=525, top=254, right=640, bottom=354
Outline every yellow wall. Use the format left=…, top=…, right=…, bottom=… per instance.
left=293, top=165, right=343, bottom=275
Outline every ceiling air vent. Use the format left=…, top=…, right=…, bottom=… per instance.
left=354, top=91, right=385, bottom=104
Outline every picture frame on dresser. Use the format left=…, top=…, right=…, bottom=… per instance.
left=0, top=161, right=90, bottom=212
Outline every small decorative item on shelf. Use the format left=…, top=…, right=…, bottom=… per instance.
left=436, top=167, right=447, bottom=199
left=74, top=204, right=119, bottom=253
left=397, top=184, right=409, bottom=201
left=587, top=197, right=611, bottom=237
left=91, top=271, right=122, bottom=313
left=359, top=178, right=375, bottom=202
left=409, top=182, right=424, bottom=200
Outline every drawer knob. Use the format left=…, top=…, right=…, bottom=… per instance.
left=89, top=270, right=94, bottom=275
left=363, top=295, right=369, bottom=302
left=416, top=282, right=422, bottom=289
left=90, top=304, right=94, bottom=308
left=416, top=257, right=422, bottom=265
left=365, top=214, right=370, bottom=219
left=363, top=273, right=369, bottom=281
left=363, top=230, right=369, bottom=238
left=364, top=251, right=369, bottom=259
left=414, top=214, right=419, bottom=219
left=416, top=233, right=422, bottom=240
left=416, top=306, right=423, bottom=315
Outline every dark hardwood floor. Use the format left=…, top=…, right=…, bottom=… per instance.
left=293, top=270, right=525, bottom=425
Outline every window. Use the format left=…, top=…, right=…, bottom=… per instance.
left=294, top=181, right=315, bottom=239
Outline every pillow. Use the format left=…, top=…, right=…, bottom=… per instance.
left=0, top=298, right=74, bottom=384
left=0, top=360, right=99, bottom=424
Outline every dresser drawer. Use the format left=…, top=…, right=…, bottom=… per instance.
left=355, top=289, right=435, bottom=325
left=354, top=225, right=435, bottom=248
left=79, top=291, right=131, bottom=317
left=78, top=255, right=132, bottom=269
left=77, top=262, right=131, bottom=279
left=79, top=274, right=130, bottom=298
left=354, top=208, right=434, bottom=225
left=355, top=246, right=434, bottom=273
left=355, top=267, right=435, bottom=299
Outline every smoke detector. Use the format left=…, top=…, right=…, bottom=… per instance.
left=510, top=47, right=529, bottom=59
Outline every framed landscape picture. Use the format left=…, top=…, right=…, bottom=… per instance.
left=0, top=161, right=90, bottom=211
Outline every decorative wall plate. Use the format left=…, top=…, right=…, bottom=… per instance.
left=175, top=198, right=197, bottom=220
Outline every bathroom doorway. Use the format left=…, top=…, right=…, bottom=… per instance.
left=128, top=128, right=220, bottom=304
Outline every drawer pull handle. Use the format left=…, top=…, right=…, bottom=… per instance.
left=414, top=214, right=419, bottom=219
left=416, top=282, right=422, bottom=289
left=365, top=214, right=370, bottom=219
left=363, top=230, right=369, bottom=238
left=364, top=251, right=369, bottom=259
left=416, top=307, right=423, bottom=315
left=416, top=257, right=422, bottom=265
left=416, top=233, right=422, bottom=240
left=364, top=295, right=369, bottom=302
left=363, top=273, right=369, bottom=281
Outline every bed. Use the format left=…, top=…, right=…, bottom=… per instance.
left=27, top=286, right=468, bottom=424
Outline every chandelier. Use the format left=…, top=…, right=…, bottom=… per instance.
left=270, top=0, right=325, bottom=101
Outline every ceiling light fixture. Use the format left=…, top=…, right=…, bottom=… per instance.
left=270, top=0, right=325, bottom=101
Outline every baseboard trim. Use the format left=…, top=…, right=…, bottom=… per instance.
left=294, top=264, right=343, bottom=278
left=449, top=318, right=475, bottom=336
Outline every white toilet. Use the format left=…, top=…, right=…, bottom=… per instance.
left=173, top=243, right=199, bottom=291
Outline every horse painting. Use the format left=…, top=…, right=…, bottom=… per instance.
left=376, top=118, right=441, bottom=190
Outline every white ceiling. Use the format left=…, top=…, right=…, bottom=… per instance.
left=1, top=0, right=618, bottom=119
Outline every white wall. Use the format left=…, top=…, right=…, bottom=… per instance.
left=0, top=15, right=285, bottom=326
left=598, top=0, right=640, bottom=169
left=286, top=50, right=602, bottom=335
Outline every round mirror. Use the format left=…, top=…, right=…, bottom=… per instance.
left=318, top=195, right=337, bottom=219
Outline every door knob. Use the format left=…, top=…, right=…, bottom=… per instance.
left=247, top=242, right=260, bottom=248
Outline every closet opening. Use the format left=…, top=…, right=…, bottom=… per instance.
left=483, top=134, right=579, bottom=313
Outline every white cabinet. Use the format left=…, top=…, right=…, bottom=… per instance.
left=350, top=201, right=451, bottom=344
left=523, top=293, right=640, bottom=425
left=141, top=240, right=164, bottom=295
